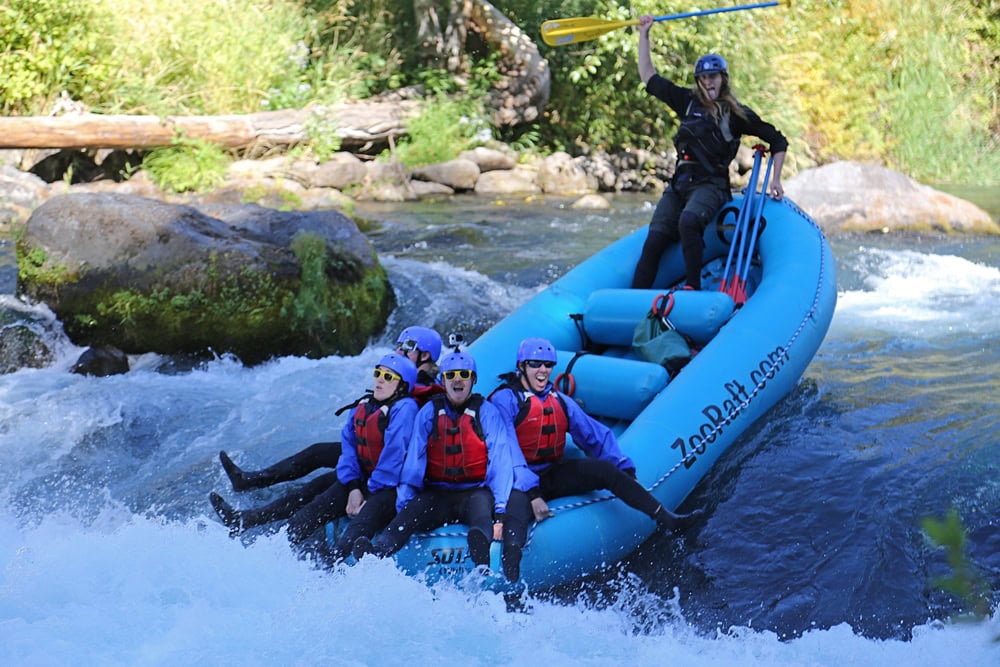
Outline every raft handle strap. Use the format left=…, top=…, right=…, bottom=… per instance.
left=554, top=350, right=590, bottom=397
left=569, top=313, right=594, bottom=351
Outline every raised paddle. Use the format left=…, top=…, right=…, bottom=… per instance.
left=541, top=1, right=789, bottom=46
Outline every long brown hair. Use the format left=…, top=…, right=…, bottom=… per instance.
left=692, top=73, right=747, bottom=123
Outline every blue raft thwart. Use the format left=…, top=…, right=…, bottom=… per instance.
left=328, top=195, right=837, bottom=590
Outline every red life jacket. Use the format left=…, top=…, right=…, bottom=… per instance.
left=425, top=395, right=488, bottom=483
left=511, top=389, right=570, bottom=464
left=412, top=383, right=446, bottom=408
left=352, top=399, right=391, bottom=473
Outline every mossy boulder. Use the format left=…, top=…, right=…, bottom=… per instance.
left=16, top=193, right=394, bottom=364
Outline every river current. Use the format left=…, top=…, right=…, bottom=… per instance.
left=1, top=194, right=997, bottom=665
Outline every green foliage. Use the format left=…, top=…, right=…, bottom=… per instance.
left=304, top=112, right=343, bottom=163
left=922, top=509, right=994, bottom=621
left=85, top=268, right=291, bottom=356
left=3, top=0, right=998, bottom=185
left=0, top=0, right=116, bottom=114
left=493, top=0, right=999, bottom=184
left=141, top=137, right=229, bottom=194
left=100, top=0, right=320, bottom=115
left=240, top=184, right=304, bottom=211
left=302, top=0, right=408, bottom=99
left=878, top=0, right=1000, bottom=184
left=15, top=246, right=70, bottom=286
left=386, top=95, right=490, bottom=167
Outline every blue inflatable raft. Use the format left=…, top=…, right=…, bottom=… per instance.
left=329, top=195, right=837, bottom=590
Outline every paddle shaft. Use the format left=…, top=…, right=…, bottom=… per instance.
left=722, top=147, right=763, bottom=285
left=541, top=1, right=786, bottom=46
left=740, top=155, right=774, bottom=283
left=651, top=1, right=783, bottom=24
left=731, top=150, right=763, bottom=284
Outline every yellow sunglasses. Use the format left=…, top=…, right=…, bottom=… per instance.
left=442, top=369, right=473, bottom=380
left=373, top=368, right=401, bottom=382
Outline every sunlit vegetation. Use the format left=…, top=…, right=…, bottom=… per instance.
left=2, top=0, right=997, bottom=185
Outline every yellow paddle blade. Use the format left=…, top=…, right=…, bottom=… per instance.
left=540, top=17, right=639, bottom=47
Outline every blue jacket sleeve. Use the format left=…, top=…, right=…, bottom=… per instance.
left=336, top=409, right=362, bottom=485
left=488, top=387, right=540, bottom=493
left=561, top=391, right=636, bottom=471
left=396, top=401, right=434, bottom=513
left=367, top=397, right=418, bottom=494
left=478, top=400, right=514, bottom=515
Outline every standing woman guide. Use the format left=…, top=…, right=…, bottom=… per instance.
left=632, top=14, right=788, bottom=291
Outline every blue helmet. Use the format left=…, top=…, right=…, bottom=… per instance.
left=438, top=351, right=477, bottom=378
left=376, top=353, right=417, bottom=393
left=396, top=326, right=442, bottom=362
left=694, top=53, right=728, bottom=78
left=516, top=337, right=557, bottom=364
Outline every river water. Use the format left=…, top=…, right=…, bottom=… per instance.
left=1, top=194, right=998, bottom=665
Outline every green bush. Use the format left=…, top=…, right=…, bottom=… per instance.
left=2, top=0, right=997, bottom=185
left=141, top=138, right=229, bottom=193
left=386, top=95, right=489, bottom=167
left=0, top=0, right=116, bottom=114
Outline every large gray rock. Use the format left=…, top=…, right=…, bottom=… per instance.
left=17, top=193, right=394, bottom=363
left=459, top=147, right=517, bottom=172
left=474, top=167, right=541, bottom=195
left=0, top=298, right=55, bottom=373
left=410, top=159, right=480, bottom=191
left=289, top=152, right=367, bottom=190
left=785, top=162, right=999, bottom=234
left=0, top=165, right=51, bottom=232
left=537, top=152, right=597, bottom=195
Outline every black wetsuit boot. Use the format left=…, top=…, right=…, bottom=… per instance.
left=502, top=542, right=522, bottom=582
left=653, top=504, right=705, bottom=532
left=467, top=528, right=492, bottom=568
left=219, top=442, right=341, bottom=492
left=209, top=492, right=243, bottom=536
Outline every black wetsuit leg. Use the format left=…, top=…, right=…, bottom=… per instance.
left=632, top=188, right=683, bottom=289
left=677, top=182, right=729, bottom=290
left=286, top=477, right=352, bottom=544
left=238, top=471, right=339, bottom=530
left=501, top=489, right=532, bottom=581
left=370, top=490, right=451, bottom=556
left=538, top=458, right=661, bottom=518
left=369, top=487, right=494, bottom=565
left=460, top=487, right=496, bottom=567
left=332, top=487, right=397, bottom=559
left=222, top=441, right=342, bottom=491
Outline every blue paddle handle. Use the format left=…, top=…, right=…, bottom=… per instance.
left=654, top=1, right=782, bottom=24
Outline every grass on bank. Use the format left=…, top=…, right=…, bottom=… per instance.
left=1, top=0, right=998, bottom=186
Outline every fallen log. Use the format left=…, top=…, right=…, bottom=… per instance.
left=470, top=0, right=550, bottom=126
left=0, top=101, right=420, bottom=151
